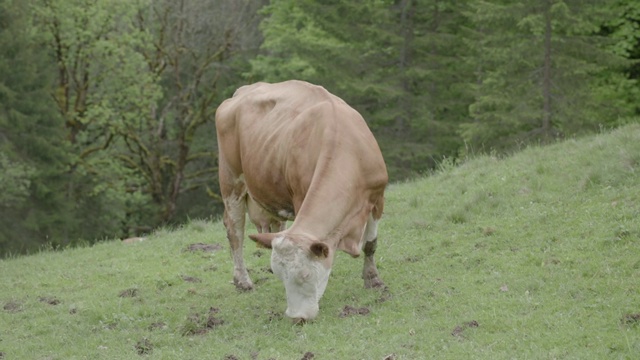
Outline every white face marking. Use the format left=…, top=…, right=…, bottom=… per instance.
left=270, top=236, right=331, bottom=320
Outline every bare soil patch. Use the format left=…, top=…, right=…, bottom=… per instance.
left=451, top=320, right=479, bottom=337
left=185, top=243, right=222, bottom=253
left=148, top=322, right=167, bottom=331
left=377, top=287, right=392, bottom=303
left=622, top=313, right=640, bottom=326
left=3, top=300, right=22, bottom=313
left=181, top=275, right=202, bottom=283
left=301, top=351, right=315, bottom=360
left=339, top=305, right=370, bottom=318
left=182, top=306, right=224, bottom=335
left=118, top=288, right=139, bottom=298
left=38, top=296, right=60, bottom=305
left=135, top=338, right=153, bottom=355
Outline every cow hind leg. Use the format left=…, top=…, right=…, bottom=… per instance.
left=223, top=186, right=253, bottom=291
left=362, top=214, right=385, bottom=289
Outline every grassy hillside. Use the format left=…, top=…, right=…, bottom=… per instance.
left=1, top=125, right=639, bottom=359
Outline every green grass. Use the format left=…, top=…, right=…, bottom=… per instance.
left=2, top=124, right=640, bottom=359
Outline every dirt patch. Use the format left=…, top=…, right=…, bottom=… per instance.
left=301, top=352, right=315, bottom=360
left=135, top=338, right=153, bottom=355
left=253, top=250, right=265, bottom=258
left=452, top=320, right=479, bottom=337
left=182, top=307, right=224, bottom=335
left=382, top=354, right=397, bottom=360
left=118, top=288, right=139, bottom=298
left=622, top=313, right=640, bottom=326
left=224, top=355, right=239, bottom=360
left=148, top=322, right=167, bottom=331
left=0, top=351, right=5, bottom=359
left=3, top=300, right=22, bottom=313
left=377, top=287, right=392, bottom=303
left=38, top=296, right=61, bottom=305
left=185, top=243, right=222, bottom=253
left=265, top=310, right=283, bottom=323
left=339, top=305, right=370, bottom=318
left=181, top=275, right=202, bottom=283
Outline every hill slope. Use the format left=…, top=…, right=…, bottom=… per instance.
left=1, top=124, right=639, bottom=359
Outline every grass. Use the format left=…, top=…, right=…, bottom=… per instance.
left=2, top=124, right=640, bottom=359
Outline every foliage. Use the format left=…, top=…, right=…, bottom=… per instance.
left=1, top=0, right=263, bottom=256
left=0, top=0, right=75, bottom=253
left=1, top=125, right=639, bottom=358
left=460, top=0, right=637, bottom=151
left=1, top=0, right=639, bottom=255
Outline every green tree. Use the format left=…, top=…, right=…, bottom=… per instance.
left=0, top=0, right=73, bottom=254
left=461, top=0, right=636, bottom=151
left=33, top=0, right=265, bottom=238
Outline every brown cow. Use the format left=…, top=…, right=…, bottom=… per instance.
left=215, top=80, right=388, bottom=322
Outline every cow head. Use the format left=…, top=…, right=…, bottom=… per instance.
left=249, top=232, right=332, bottom=322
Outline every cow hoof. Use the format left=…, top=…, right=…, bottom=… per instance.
left=233, top=278, right=254, bottom=291
left=291, top=317, right=307, bottom=326
left=364, top=277, right=385, bottom=289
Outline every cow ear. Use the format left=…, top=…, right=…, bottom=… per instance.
left=249, top=233, right=276, bottom=249
left=309, top=242, right=329, bottom=259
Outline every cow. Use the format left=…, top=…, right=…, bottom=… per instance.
left=215, top=80, right=388, bottom=322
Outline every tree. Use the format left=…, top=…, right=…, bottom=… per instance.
left=461, top=0, right=636, bottom=151
left=32, top=0, right=265, bottom=240
left=0, top=0, right=72, bottom=254
left=128, top=0, right=265, bottom=225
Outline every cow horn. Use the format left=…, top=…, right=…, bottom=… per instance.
left=249, top=233, right=276, bottom=249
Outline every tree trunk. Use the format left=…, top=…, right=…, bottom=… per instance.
left=396, top=0, right=414, bottom=136
left=542, top=0, right=553, bottom=135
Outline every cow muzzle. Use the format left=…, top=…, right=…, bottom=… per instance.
left=285, top=304, right=319, bottom=323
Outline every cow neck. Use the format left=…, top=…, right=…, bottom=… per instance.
left=286, top=172, right=369, bottom=257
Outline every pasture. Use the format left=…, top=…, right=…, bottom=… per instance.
left=1, top=125, right=639, bottom=359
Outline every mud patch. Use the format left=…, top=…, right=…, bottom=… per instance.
left=265, top=310, right=283, bottom=323
left=182, top=307, right=224, bottom=335
left=0, top=351, right=5, bottom=359
left=3, top=300, right=22, bottom=313
left=301, top=351, right=315, bottom=360
left=377, top=287, right=392, bottom=303
left=185, top=243, right=222, bottom=253
left=622, top=313, right=640, bottom=326
left=452, top=320, right=479, bottom=337
left=135, top=338, right=153, bottom=355
left=181, top=275, right=202, bottom=283
left=38, top=296, right=61, bottom=305
left=339, top=305, right=370, bottom=318
left=118, top=288, right=139, bottom=298
left=148, top=322, right=167, bottom=331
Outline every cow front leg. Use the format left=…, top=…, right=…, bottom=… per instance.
left=362, top=215, right=385, bottom=289
left=223, top=193, right=253, bottom=291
